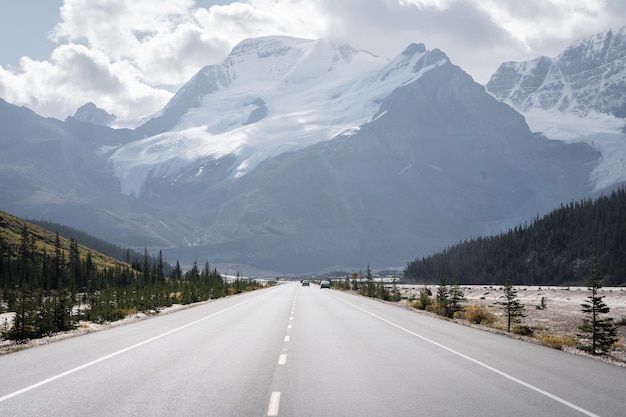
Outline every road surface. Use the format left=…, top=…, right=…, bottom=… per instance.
left=1, top=282, right=624, bottom=416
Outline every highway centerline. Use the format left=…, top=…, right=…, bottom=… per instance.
left=267, top=391, right=281, bottom=416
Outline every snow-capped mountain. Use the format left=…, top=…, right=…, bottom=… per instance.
left=487, top=27, right=626, bottom=117
left=71, top=102, right=117, bottom=126
left=487, top=27, right=626, bottom=191
left=112, top=37, right=448, bottom=196
left=0, top=36, right=600, bottom=273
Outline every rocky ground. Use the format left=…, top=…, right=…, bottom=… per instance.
left=397, top=285, right=626, bottom=367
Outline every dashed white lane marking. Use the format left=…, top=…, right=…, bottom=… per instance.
left=333, top=295, right=602, bottom=417
left=284, top=335, right=290, bottom=342
left=287, top=324, right=292, bottom=329
left=267, top=391, right=281, bottom=416
left=0, top=297, right=257, bottom=403
left=278, top=354, right=287, bottom=365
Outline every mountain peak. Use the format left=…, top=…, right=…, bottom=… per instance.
left=229, top=35, right=310, bottom=57
left=402, top=43, right=427, bottom=56
left=121, top=38, right=457, bottom=196
left=71, top=102, right=116, bottom=126
left=487, top=26, right=626, bottom=118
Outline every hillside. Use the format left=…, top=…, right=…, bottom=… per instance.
left=0, top=210, right=127, bottom=274
left=0, top=209, right=260, bottom=342
left=29, top=218, right=172, bottom=274
left=404, top=187, right=626, bottom=286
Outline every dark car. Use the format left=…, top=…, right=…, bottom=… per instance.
left=320, top=280, right=331, bottom=289
left=302, top=280, right=310, bottom=286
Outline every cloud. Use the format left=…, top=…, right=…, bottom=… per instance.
left=0, top=43, right=171, bottom=120
left=0, top=0, right=623, bottom=121
left=0, top=0, right=331, bottom=120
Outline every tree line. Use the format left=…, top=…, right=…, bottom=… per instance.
left=29, top=218, right=172, bottom=275
left=405, top=187, right=626, bottom=286
left=329, top=265, right=402, bottom=302
left=1, top=220, right=261, bottom=341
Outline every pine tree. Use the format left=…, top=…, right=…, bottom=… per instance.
left=448, top=280, right=465, bottom=318
left=496, top=279, right=525, bottom=332
left=363, top=265, right=375, bottom=297
left=157, top=250, right=165, bottom=284
left=435, top=276, right=449, bottom=317
left=578, top=255, right=618, bottom=355
left=389, top=274, right=401, bottom=302
left=173, top=260, right=183, bottom=280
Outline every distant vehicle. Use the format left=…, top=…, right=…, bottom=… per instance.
left=320, top=280, right=331, bottom=289
left=302, top=280, right=310, bottom=286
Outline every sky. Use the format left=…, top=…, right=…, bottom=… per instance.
left=1, top=0, right=625, bottom=121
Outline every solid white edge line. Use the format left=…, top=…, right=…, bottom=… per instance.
left=333, top=294, right=602, bottom=417
left=267, top=391, right=281, bottom=416
left=0, top=297, right=258, bottom=403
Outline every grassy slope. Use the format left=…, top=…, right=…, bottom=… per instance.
left=0, top=210, right=126, bottom=271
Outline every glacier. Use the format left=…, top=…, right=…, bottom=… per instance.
left=110, top=37, right=448, bottom=196
left=487, top=27, right=626, bottom=193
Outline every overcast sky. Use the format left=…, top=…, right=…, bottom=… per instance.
left=1, top=0, right=625, bottom=121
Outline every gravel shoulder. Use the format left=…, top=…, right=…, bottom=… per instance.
left=397, top=285, right=626, bottom=367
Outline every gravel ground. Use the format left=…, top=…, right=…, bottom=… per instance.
left=398, top=285, right=626, bottom=367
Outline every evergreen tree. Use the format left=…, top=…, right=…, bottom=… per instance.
left=53, top=231, right=63, bottom=289
left=389, top=274, right=402, bottom=302
left=142, top=247, right=151, bottom=284
left=435, top=276, right=449, bottom=317
left=578, top=255, right=618, bottom=355
left=448, top=280, right=465, bottom=318
left=496, top=279, right=525, bottom=332
left=362, top=265, right=375, bottom=297
left=416, top=285, right=432, bottom=310
left=157, top=250, right=165, bottom=284
left=377, top=280, right=390, bottom=300
left=173, top=260, right=183, bottom=280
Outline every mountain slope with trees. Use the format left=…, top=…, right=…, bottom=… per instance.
left=29, top=218, right=172, bottom=274
left=404, top=187, right=626, bottom=286
left=0, top=210, right=260, bottom=341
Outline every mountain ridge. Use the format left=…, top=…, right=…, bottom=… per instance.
left=487, top=26, right=626, bottom=118
left=0, top=36, right=604, bottom=273
left=486, top=26, right=626, bottom=192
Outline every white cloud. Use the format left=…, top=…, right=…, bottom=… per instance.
left=0, top=0, right=624, bottom=121
left=0, top=0, right=330, bottom=120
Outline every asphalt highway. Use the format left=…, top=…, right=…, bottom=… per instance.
left=1, top=282, right=624, bottom=416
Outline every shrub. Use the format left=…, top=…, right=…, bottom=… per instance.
left=455, top=304, right=497, bottom=325
left=408, top=286, right=432, bottom=310
left=427, top=302, right=453, bottom=318
left=537, top=333, right=576, bottom=350
left=536, top=297, right=548, bottom=310
left=513, top=325, right=534, bottom=337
